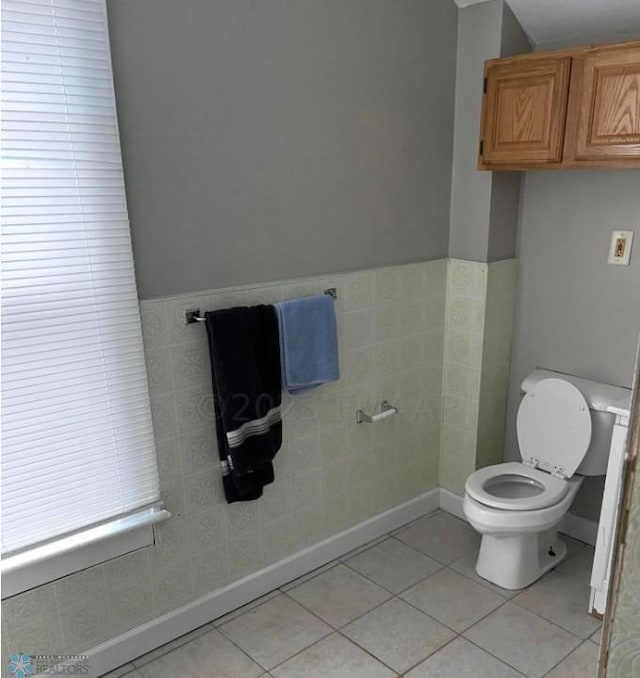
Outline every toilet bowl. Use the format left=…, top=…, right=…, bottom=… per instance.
left=463, top=373, right=603, bottom=590
left=464, top=474, right=583, bottom=589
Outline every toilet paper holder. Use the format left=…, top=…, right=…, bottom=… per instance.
left=356, top=400, right=398, bottom=424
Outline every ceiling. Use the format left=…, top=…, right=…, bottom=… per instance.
left=455, top=0, right=640, bottom=47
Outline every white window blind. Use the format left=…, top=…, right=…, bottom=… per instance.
left=1, top=0, right=161, bottom=556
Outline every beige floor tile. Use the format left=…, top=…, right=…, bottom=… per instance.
left=285, top=563, right=391, bottom=627
left=279, top=561, right=338, bottom=592
left=514, top=570, right=601, bottom=638
left=339, top=535, right=389, bottom=561
left=219, top=593, right=331, bottom=669
left=405, top=636, right=522, bottom=678
left=400, top=568, right=504, bottom=632
left=463, top=602, right=581, bottom=678
left=395, top=512, right=480, bottom=564
left=213, top=590, right=281, bottom=626
left=389, top=510, right=441, bottom=536
left=556, top=546, right=595, bottom=582
left=137, top=627, right=262, bottom=678
left=270, top=633, right=395, bottom=678
left=590, top=626, right=602, bottom=645
left=345, top=537, right=442, bottom=593
left=342, top=598, right=454, bottom=673
left=449, top=551, right=519, bottom=598
left=132, top=623, right=213, bottom=667
left=545, top=640, right=600, bottom=677
left=558, top=535, right=589, bottom=560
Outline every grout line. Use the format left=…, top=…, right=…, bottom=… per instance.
left=386, top=532, right=451, bottom=565
left=218, top=629, right=276, bottom=674
left=398, top=580, right=511, bottom=637
left=509, top=592, right=596, bottom=641
left=461, top=635, right=529, bottom=677
left=339, top=553, right=441, bottom=597
left=539, top=638, right=596, bottom=677
left=393, top=634, right=463, bottom=676
left=261, top=631, right=352, bottom=675
left=125, top=522, right=596, bottom=677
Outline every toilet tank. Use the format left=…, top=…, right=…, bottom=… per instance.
left=520, top=369, right=632, bottom=476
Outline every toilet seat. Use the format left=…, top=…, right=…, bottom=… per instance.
left=465, top=377, right=593, bottom=512
left=465, top=461, right=570, bottom=511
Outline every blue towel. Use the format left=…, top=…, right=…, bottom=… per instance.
left=275, top=294, right=339, bottom=394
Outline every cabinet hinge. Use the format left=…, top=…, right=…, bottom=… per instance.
left=479, top=139, right=484, bottom=156
left=483, top=77, right=487, bottom=94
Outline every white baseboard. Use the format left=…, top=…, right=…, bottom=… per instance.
left=438, top=488, right=597, bottom=546
left=80, top=488, right=440, bottom=678
left=559, top=511, right=598, bottom=546
left=439, top=488, right=466, bottom=520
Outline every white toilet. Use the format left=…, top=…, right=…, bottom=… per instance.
left=463, top=369, right=626, bottom=590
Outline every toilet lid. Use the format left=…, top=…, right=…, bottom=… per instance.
left=517, top=378, right=592, bottom=479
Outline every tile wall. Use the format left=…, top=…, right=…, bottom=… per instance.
left=476, top=260, right=519, bottom=471
left=2, top=259, right=448, bottom=667
left=1, top=257, right=518, bottom=670
left=439, top=259, right=518, bottom=495
left=440, top=259, right=488, bottom=495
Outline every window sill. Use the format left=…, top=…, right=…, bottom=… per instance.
left=1, top=504, right=171, bottom=598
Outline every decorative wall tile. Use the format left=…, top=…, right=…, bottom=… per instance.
left=150, top=561, right=194, bottom=615
left=54, top=565, right=107, bottom=610
left=144, top=347, right=175, bottom=395
left=190, top=547, right=230, bottom=596
left=344, top=310, right=374, bottom=350
left=476, top=259, right=518, bottom=470
left=148, top=517, right=189, bottom=566
left=344, top=272, right=373, bottom=312
left=187, top=506, right=227, bottom=553
left=108, top=579, right=154, bottom=633
left=2, top=582, right=57, bottom=621
left=149, top=391, right=178, bottom=443
left=139, top=302, right=168, bottom=351
left=440, top=258, right=517, bottom=495
left=2, top=259, right=461, bottom=662
left=225, top=502, right=259, bottom=537
left=374, top=267, right=401, bottom=305
left=58, top=594, right=114, bottom=652
left=4, top=610, right=64, bottom=657
left=262, top=517, right=296, bottom=564
left=228, top=532, right=264, bottom=578
left=103, top=549, right=150, bottom=590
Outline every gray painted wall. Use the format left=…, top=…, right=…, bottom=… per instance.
left=486, top=3, right=530, bottom=262
left=448, top=0, right=530, bottom=263
left=447, top=0, right=502, bottom=262
left=506, top=170, right=640, bottom=521
left=106, top=0, right=457, bottom=299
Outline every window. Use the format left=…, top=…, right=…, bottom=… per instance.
left=1, top=0, right=166, bottom=593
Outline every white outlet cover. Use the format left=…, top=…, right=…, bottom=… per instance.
left=608, top=230, right=634, bottom=266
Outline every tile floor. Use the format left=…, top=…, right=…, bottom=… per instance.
left=104, top=510, right=601, bottom=678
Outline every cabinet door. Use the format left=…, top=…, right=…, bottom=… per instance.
left=480, top=57, right=571, bottom=169
left=565, top=43, right=640, bottom=166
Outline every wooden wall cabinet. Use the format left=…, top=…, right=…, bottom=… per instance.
left=479, top=41, right=640, bottom=170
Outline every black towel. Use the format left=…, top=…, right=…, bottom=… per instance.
left=205, top=305, right=282, bottom=503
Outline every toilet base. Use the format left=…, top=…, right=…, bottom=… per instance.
left=475, top=529, right=568, bottom=590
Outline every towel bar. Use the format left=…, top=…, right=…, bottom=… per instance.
left=185, top=287, right=337, bottom=324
